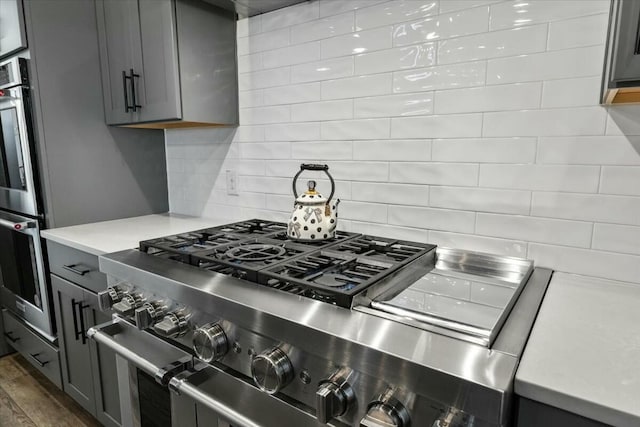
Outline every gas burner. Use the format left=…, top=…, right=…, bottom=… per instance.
left=268, top=229, right=358, bottom=246
left=139, top=231, right=245, bottom=261
left=331, top=236, right=432, bottom=264
left=216, top=219, right=287, bottom=235
left=224, top=244, right=287, bottom=262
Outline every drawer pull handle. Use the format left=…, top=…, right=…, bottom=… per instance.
left=63, top=264, right=91, bottom=276
left=29, top=352, right=49, bottom=367
left=3, top=332, right=19, bottom=343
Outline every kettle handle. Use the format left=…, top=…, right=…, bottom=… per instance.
left=292, top=164, right=335, bottom=202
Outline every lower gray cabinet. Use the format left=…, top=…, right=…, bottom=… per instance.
left=52, top=275, right=121, bottom=427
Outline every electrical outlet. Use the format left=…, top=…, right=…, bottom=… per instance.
left=226, top=169, right=238, bottom=195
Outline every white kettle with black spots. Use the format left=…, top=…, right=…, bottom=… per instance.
left=288, top=164, right=339, bottom=242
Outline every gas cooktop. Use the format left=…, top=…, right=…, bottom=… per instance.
left=138, top=219, right=435, bottom=308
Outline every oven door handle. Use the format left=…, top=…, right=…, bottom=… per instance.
left=0, top=218, right=36, bottom=231
left=87, top=316, right=192, bottom=385
left=169, top=370, right=264, bottom=427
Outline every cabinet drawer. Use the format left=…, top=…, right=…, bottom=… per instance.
left=47, top=241, right=107, bottom=293
left=2, top=310, right=62, bottom=388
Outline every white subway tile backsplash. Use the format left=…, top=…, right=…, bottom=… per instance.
left=291, top=141, right=353, bottom=160
left=389, top=163, right=478, bottom=186
left=352, top=182, right=430, bottom=206
left=354, top=92, right=433, bottom=118
left=434, top=82, right=541, bottom=114
left=322, top=74, right=393, bottom=99
left=439, top=0, right=500, bottom=14
left=239, top=142, right=291, bottom=159
left=429, top=231, right=527, bottom=257
left=531, top=192, right=640, bottom=226
left=432, top=138, right=536, bottom=163
left=438, top=25, right=547, bottom=64
left=355, top=43, right=436, bottom=74
left=547, top=13, right=608, bottom=50
left=487, top=45, right=604, bottom=84
left=264, top=122, right=321, bottom=141
left=393, top=7, right=489, bottom=45
left=430, top=186, right=531, bottom=215
left=541, top=77, right=601, bottom=108
left=353, top=139, right=431, bottom=161
left=600, top=167, right=640, bottom=196
left=321, top=27, right=393, bottom=58
left=238, top=53, right=263, bottom=74
left=320, top=0, right=387, bottom=18
left=291, top=99, right=353, bottom=122
left=356, top=1, right=438, bottom=30
left=167, top=0, right=640, bottom=286
left=262, top=42, right=321, bottom=69
left=239, top=105, right=290, bottom=125
left=394, top=61, right=487, bottom=92
left=483, top=108, right=607, bottom=137
left=239, top=67, right=290, bottom=90
left=489, top=1, right=609, bottom=31
left=537, top=136, right=640, bottom=165
left=391, top=113, right=483, bottom=138
left=321, top=118, right=391, bottom=140
left=479, top=164, right=601, bottom=193
left=291, top=11, right=354, bottom=43
left=246, top=28, right=290, bottom=54
left=389, top=205, right=475, bottom=233
left=593, top=224, right=640, bottom=256
left=291, top=57, right=354, bottom=83
left=528, top=243, right=640, bottom=284
left=263, top=82, right=321, bottom=105
left=261, top=1, right=319, bottom=32
left=476, top=213, right=593, bottom=248
left=340, top=200, right=388, bottom=223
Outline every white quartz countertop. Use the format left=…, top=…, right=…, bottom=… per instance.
left=41, top=213, right=223, bottom=256
left=515, top=272, right=640, bottom=427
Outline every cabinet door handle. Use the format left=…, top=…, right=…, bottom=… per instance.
left=78, top=303, right=90, bottom=345
left=71, top=298, right=82, bottom=341
left=29, top=352, right=49, bottom=367
left=3, top=332, right=19, bottom=343
left=123, top=70, right=133, bottom=112
left=62, top=264, right=91, bottom=276
left=130, top=68, right=141, bottom=111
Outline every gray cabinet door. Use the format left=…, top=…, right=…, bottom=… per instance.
left=84, top=292, right=122, bottom=427
left=136, top=0, right=181, bottom=122
left=611, top=0, right=640, bottom=84
left=95, top=0, right=139, bottom=125
left=51, top=275, right=96, bottom=414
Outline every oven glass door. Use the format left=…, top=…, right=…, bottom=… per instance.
left=0, top=209, right=52, bottom=336
left=0, top=85, right=39, bottom=216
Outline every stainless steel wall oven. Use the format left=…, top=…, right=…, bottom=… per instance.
left=0, top=56, right=53, bottom=338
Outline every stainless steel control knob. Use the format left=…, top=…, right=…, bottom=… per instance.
left=134, top=301, right=168, bottom=330
left=153, top=311, right=189, bottom=338
left=112, top=293, right=145, bottom=316
left=360, top=389, right=411, bottom=427
left=97, top=285, right=124, bottom=311
left=250, top=347, right=294, bottom=394
left=192, top=323, right=229, bottom=362
left=316, top=371, right=355, bottom=424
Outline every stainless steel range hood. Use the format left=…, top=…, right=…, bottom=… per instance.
left=203, top=0, right=308, bottom=18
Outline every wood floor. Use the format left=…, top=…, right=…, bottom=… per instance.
left=0, top=353, right=101, bottom=427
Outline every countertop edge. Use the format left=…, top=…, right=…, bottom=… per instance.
left=41, top=230, right=108, bottom=256
left=515, top=377, right=638, bottom=427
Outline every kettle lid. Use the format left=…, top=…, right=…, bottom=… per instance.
left=296, top=180, right=327, bottom=203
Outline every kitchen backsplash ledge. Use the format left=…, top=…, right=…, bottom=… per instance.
left=165, top=0, right=640, bottom=285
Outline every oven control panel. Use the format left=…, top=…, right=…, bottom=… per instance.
left=98, top=282, right=475, bottom=427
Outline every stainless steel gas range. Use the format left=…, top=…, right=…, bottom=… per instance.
left=88, top=219, right=552, bottom=427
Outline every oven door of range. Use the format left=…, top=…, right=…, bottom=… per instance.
left=89, top=316, right=344, bottom=427
left=0, top=209, right=53, bottom=337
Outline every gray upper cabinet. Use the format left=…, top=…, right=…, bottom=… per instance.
left=602, top=0, right=640, bottom=103
left=0, top=0, right=27, bottom=59
left=95, top=0, right=238, bottom=128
